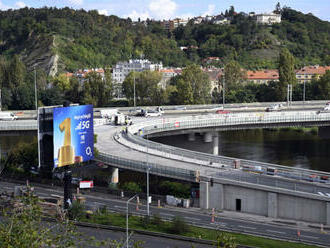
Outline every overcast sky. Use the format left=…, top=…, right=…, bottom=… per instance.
left=0, top=0, right=329, bottom=21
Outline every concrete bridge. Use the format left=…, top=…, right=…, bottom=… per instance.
left=2, top=110, right=330, bottom=225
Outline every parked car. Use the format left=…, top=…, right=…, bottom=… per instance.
left=144, top=110, right=162, bottom=117
left=266, top=104, right=282, bottom=112
left=174, top=106, right=187, bottom=110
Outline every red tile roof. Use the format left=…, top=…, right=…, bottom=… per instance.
left=296, top=65, right=330, bottom=75
left=246, top=70, right=279, bottom=80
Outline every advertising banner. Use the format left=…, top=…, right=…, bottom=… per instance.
left=53, top=105, right=94, bottom=168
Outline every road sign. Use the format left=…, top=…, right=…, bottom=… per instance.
left=79, top=180, right=93, bottom=189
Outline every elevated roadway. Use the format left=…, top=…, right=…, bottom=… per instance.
left=2, top=108, right=330, bottom=225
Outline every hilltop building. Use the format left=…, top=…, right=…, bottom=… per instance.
left=255, top=13, right=281, bottom=24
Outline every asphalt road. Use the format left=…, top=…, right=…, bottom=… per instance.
left=1, top=180, right=329, bottom=247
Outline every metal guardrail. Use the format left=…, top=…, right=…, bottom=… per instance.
left=96, top=152, right=198, bottom=182
left=123, top=111, right=330, bottom=183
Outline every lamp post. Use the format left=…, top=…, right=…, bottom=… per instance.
left=126, top=194, right=138, bottom=248
left=146, top=133, right=150, bottom=216
left=222, top=76, right=225, bottom=109
left=34, top=67, right=38, bottom=111
left=303, top=65, right=306, bottom=105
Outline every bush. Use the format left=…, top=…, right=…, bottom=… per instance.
left=167, top=216, right=190, bottom=234
left=69, top=201, right=85, bottom=221
left=121, top=182, right=142, bottom=193
left=159, top=181, right=190, bottom=198
left=151, top=214, right=163, bottom=226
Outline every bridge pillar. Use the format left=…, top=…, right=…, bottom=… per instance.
left=204, top=132, right=212, bottom=143
left=199, top=181, right=209, bottom=209
left=209, top=182, right=224, bottom=210
left=213, top=132, right=219, bottom=155
left=268, top=192, right=278, bottom=218
left=319, top=126, right=330, bottom=139
left=111, top=168, right=119, bottom=185
left=327, top=202, right=330, bottom=225
left=187, top=132, right=195, bottom=141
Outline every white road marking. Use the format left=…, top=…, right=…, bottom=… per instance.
left=302, top=235, right=318, bottom=239
left=160, top=213, right=174, bottom=217
left=238, top=225, right=257, bottom=230
left=114, top=205, right=126, bottom=210
left=184, top=217, right=201, bottom=221
left=266, top=230, right=285, bottom=234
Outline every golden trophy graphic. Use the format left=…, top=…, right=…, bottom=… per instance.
left=58, top=118, right=75, bottom=167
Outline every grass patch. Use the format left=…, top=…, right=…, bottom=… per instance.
left=77, top=208, right=317, bottom=248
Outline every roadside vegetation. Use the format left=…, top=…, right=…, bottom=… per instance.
left=71, top=202, right=318, bottom=248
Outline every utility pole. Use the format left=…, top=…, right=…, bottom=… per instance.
left=303, top=64, right=306, bottom=105
left=146, top=133, right=150, bottom=216
left=287, top=84, right=292, bottom=107
left=34, top=67, right=38, bottom=111
left=222, top=76, right=225, bottom=109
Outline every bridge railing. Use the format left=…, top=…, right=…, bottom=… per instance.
left=96, top=152, right=198, bottom=182
left=125, top=111, right=330, bottom=181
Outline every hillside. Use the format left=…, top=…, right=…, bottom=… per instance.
left=0, top=7, right=329, bottom=74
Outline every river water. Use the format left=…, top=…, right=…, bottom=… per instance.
left=153, top=129, right=330, bottom=173
left=1, top=129, right=330, bottom=172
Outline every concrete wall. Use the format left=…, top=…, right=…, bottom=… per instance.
left=278, top=194, right=326, bottom=223
left=200, top=180, right=330, bottom=224
left=224, top=185, right=268, bottom=216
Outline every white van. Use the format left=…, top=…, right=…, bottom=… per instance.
left=0, top=112, right=17, bottom=121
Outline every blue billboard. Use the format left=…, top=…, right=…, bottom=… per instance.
left=53, top=105, right=94, bottom=168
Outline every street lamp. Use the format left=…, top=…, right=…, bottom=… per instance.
left=146, top=133, right=150, bottom=216
left=126, top=194, right=138, bottom=248
left=222, top=76, right=225, bottom=109
left=34, top=67, right=38, bottom=111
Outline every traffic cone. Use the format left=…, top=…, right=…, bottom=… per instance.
left=297, top=229, right=301, bottom=239
left=158, top=199, right=161, bottom=208
left=211, top=208, right=215, bottom=223
left=136, top=196, right=139, bottom=211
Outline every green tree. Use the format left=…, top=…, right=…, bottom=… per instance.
left=82, top=72, right=112, bottom=107
left=175, top=78, right=193, bottom=104
left=279, top=48, right=297, bottom=100
left=179, top=64, right=211, bottom=104
left=224, top=60, right=244, bottom=91
left=315, top=70, right=330, bottom=99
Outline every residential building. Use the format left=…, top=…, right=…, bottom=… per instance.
left=296, top=65, right=330, bottom=83
left=112, top=59, right=163, bottom=98
left=112, top=59, right=163, bottom=84
left=159, top=67, right=182, bottom=88
left=255, top=13, right=281, bottom=24
left=203, top=68, right=224, bottom=92
left=161, top=18, right=189, bottom=31
left=245, top=69, right=279, bottom=84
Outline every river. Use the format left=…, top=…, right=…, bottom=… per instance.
left=152, top=129, right=330, bottom=173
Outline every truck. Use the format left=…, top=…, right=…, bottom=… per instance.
left=100, top=108, right=119, bottom=119
left=0, top=112, right=17, bottom=121
left=114, top=113, right=132, bottom=125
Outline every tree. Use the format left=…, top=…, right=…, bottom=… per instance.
left=224, top=60, right=244, bottom=91
left=315, top=70, right=330, bottom=99
left=278, top=48, right=297, bottom=100
left=175, top=78, right=193, bottom=104
left=82, top=72, right=112, bottom=107
left=274, top=2, right=281, bottom=14
left=178, top=64, right=211, bottom=104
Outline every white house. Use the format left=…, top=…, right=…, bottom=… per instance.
left=255, top=13, right=281, bottom=24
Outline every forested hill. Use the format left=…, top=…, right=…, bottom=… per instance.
left=0, top=7, right=329, bottom=74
